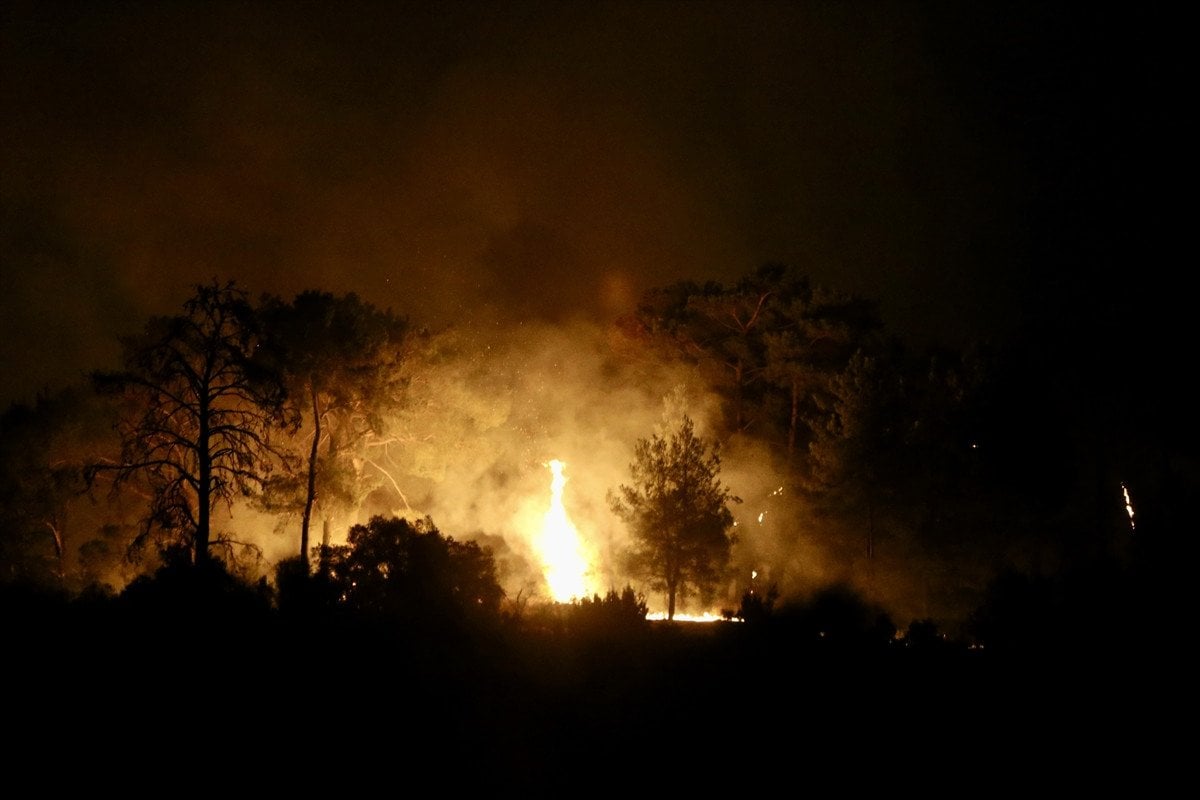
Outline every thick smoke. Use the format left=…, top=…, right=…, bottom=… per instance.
left=1, top=1, right=1032, bottom=410
left=369, top=318, right=715, bottom=611
left=309, top=317, right=853, bottom=617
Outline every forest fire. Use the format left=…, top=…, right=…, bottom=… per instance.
left=535, top=459, right=592, bottom=602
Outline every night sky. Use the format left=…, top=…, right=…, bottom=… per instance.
left=1, top=0, right=1182, bottom=410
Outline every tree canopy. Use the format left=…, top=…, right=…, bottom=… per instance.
left=257, top=290, right=415, bottom=566
left=319, top=515, right=505, bottom=624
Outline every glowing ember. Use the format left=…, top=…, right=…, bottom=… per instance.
left=536, top=459, right=590, bottom=602
left=1121, top=482, right=1136, bottom=532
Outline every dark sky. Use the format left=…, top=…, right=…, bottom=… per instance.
left=0, top=0, right=1180, bottom=408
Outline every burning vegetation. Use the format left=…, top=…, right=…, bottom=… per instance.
left=0, top=265, right=1173, bottom=650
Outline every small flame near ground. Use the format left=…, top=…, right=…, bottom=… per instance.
left=536, top=459, right=590, bottom=602
left=646, top=611, right=730, bottom=623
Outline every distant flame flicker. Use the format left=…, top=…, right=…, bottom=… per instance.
left=1121, top=482, right=1135, bottom=532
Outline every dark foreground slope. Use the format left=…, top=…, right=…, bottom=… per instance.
left=5, top=584, right=1170, bottom=792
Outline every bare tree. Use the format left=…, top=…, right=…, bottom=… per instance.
left=90, top=279, right=293, bottom=566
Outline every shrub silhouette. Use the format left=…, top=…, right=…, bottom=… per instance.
left=565, top=585, right=650, bottom=636
left=321, top=515, right=504, bottom=626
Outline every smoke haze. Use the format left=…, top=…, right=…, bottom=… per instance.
left=4, top=0, right=1128, bottom=408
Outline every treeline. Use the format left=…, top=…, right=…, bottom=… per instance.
left=2, top=280, right=423, bottom=590
left=612, top=263, right=1173, bottom=634
left=0, top=265, right=1179, bottom=646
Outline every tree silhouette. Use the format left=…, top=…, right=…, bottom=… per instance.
left=618, top=264, right=880, bottom=460
left=89, top=280, right=292, bottom=566
left=257, top=290, right=414, bottom=567
left=621, top=268, right=783, bottom=435
left=608, top=415, right=739, bottom=620
left=762, top=283, right=881, bottom=462
left=0, top=388, right=92, bottom=585
left=803, top=350, right=907, bottom=566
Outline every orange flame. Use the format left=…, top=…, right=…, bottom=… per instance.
left=536, top=459, right=590, bottom=602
